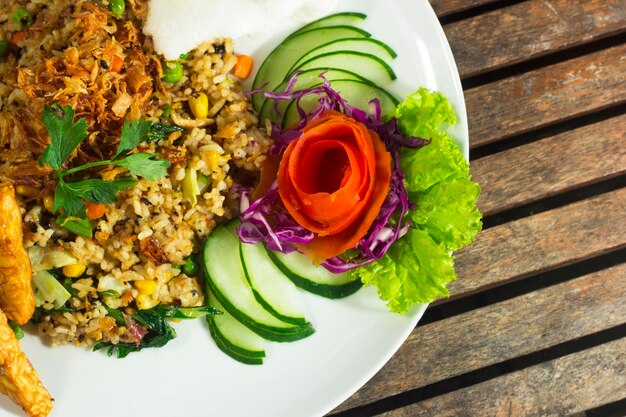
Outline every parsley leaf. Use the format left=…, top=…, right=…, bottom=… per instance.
left=39, top=105, right=88, bottom=171
left=149, top=123, right=184, bottom=141
left=63, top=178, right=138, bottom=204
left=39, top=104, right=172, bottom=237
left=114, top=119, right=152, bottom=159
left=112, top=154, right=170, bottom=181
left=53, top=178, right=137, bottom=216
left=53, top=181, right=85, bottom=215
left=57, top=215, right=93, bottom=238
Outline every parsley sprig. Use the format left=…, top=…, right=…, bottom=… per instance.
left=39, top=105, right=172, bottom=238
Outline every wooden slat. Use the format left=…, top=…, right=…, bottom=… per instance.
left=445, top=0, right=626, bottom=78
left=466, top=44, right=626, bottom=148
left=428, top=0, right=501, bottom=17
left=450, top=188, right=626, bottom=299
left=472, top=114, right=626, bottom=216
left=332, top=263, right=626, bottom=412
left=381, top=337, right=626, bottom=417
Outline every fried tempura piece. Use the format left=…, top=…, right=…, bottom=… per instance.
left=0, top=183, right=35, bottom=325
left=0, top=308, right=53, bottom=417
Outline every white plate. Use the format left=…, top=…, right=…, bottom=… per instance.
left=5, top=1, right=467, bottom=416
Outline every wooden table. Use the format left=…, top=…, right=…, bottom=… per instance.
left=330, top=1, right=626, bottom=416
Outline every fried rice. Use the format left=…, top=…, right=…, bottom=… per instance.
left=0, top=0, right=270, bottom=348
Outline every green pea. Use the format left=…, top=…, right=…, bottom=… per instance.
left=11, top=8, right=33, bottom=29
left=110, top=0, right=126, bottom=17
left=162, top=61, right=183, bottom=83
left=0, top=40, right=10, bottom=58
left=182, top=256, right=199, bottom=276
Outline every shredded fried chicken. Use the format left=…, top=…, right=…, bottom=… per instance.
left=0, top=1, right=157, bottom=186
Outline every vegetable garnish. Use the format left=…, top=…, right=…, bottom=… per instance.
left=239, top=74, right=426, bottom=266
left=278, top=110, right=392, bottom=263
left=38, top=105, right=171, bottom=238
left=10, top=30, right=26, bottom=47
left=110, top=55, right=124, bottom=73
left=349, top=88, right=482, bottom=313
left=233, top=54, right=254, bottom=79
left=238, top=75, right=482, bottom=313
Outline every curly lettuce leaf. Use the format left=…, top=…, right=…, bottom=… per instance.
left=401, top=130, right=469, bottom=193
left=389, top=87, right=457, bottom=139
left=410, top=176, right=482, bottom=252
left=353, top=87, right=482, bottom=313
left=358, top=228, right=456, bottom=314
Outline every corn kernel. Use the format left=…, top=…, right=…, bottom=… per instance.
left=62, top=263, right=86, bottom=278
left=206, top=150, right=220, bottom=171
left=189, top=93, right=209, bottom=119
left=43, top=194, right=54, bottom=213
left=15, top=185, right=39, bottom=198
left=136, top=294, right=159, bottom=310
left=133, top=279, right=157, bottom=296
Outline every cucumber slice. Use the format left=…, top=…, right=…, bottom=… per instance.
left=206, top=293, right=265, bottom=365
left=251, top=26, right=371, bottom=111
left=288, top=12, right=367, bottom=38
left=287, top=38, right=397, bottom=78
left=293, top=51, right=396, bottom=86
left=240, top=241, right=308, bottom=326
left=267, top=249, right=363, bottom=299
left=258, top=68, right=367, bottom=124
left=281, top=79, right=399, bottom=128
left=210, top=330, right=263, bottom=365
left=202, top=222, right=315, bottom=342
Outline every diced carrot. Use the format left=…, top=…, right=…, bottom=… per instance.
left=10, top=31, right=25, bottom=46
left=233, top=55, right=253, bottom=79
left=85, top=201, right=106, bottom=220
left=111, top=55, right=124, bottom=73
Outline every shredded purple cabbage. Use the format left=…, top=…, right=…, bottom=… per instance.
left=237, top=73, right=429, bottom=273
left=237, top=182, right=314, bottom=253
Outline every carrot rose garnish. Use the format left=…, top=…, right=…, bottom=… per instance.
left=277, top=110, right=392, bottom=263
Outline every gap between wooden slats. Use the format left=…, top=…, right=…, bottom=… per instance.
left=444, top=0, right=626, bottom=78
left=331, top=263, right=626, bottom=413
left=379, top=337, right=626, bottom=417
left=471, top=114, right=626, bottom=216
left=465, top=43, right=626, bottom=148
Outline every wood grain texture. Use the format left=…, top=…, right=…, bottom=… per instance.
left=445, top=0, right=626, bottom=78
left=472, top=114, right=626, bottom=216
left=428, top=0, right=501, bottom=17
left=332, top=264, right=626, bottom=412
left=450, top=187, right=626, bottom=298
left=466, top=44, right=626, bottom=148
left=381, top=337, right=626, bottom=417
